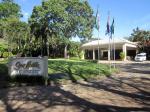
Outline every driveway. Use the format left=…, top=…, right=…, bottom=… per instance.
left=116, top=62, right=150, bottom=77
left=0, top=62, right=150, bottom=112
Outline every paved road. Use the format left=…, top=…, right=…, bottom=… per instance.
left=116, top=62, right=150, bottom=77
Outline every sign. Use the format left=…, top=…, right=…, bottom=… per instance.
left=9, top=57, right=48, bottom=77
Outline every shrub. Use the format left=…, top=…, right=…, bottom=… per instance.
left=2, top=52, right=13, bottom=58
left=8, top=52, right=14, bottom=57
left=79, top=50, right=84, bottom=59
left=120, top=52, right=125, bottom=60
left=2, top=52, right=9, bottom=58
left=0, top=51, right=2, bottom=57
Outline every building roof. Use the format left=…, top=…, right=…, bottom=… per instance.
left=81, top=38, right=137, bottom=49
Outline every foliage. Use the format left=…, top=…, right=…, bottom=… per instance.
left=129, top=27, right=150, bottom=52
left=0, top=0, right=31, bottom=56
left=0, top=18, right=30, bottom=55
left=127, top=27, right=150, bottom=60
left=29, top=0, right=94, bottom=56
left=0, top=0, right=95, bottom=58
left=0, top=0, right=22, bottom=19
left=1, top=51, right=13, bottom=58
left=119, top=52, right=125, bottom=60
left=0, top=39, right=8, bottom=56
left=0, top=51, right=2, bottom=57
left=2, top=51, right=9, bottom=58
left=68, top=41, right=81, bottom=57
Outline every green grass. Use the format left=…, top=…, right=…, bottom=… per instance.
left=48, top=59, right=117, bottom=82
left=0, top=58, right=117, bottom=86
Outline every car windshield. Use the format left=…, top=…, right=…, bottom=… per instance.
left=137, top=54, right=145, bottom=57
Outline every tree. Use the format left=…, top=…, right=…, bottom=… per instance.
left=128, top=27, right=150, bottom=60
left=0, top=18, right=30, bottom=55
left=0, top=0, right=22, bottom=19
left=129, top=27, right=150, bottom=52
left=0, top=0, right=29, bottom=56
left=0, top=0, right=22, bottom=39
left=29, top=0, right=94, bottom=57
left=68, top=41, right=81, bottom=58
left=8, top=21, right=30, bottom=54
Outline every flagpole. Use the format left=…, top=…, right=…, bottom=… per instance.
left=98, top=29, right=100, bottom=75
left=109, top=35, right=111, bottom=72
left=97, top=8, right=100, bottom=75
left=111, top=18, right=115, bottom=68
left=98, top=27, right=100, bottom=60
left=113, top=34, right=116, bottom=68
left=111, top=34, right=113, bottom=68
left=111, top=34, right=113, bottom=71
left=107, top=11, right=111, bottom=72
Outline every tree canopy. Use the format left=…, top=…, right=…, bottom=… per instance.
left=29, top=0, right=94, bottom=56
left=0, top=0, right=95, bottom=58
left=0, top=0, right=30, bottom=56
left=128, top=27, right=150, bottom=56
left=0, top=0, right=22, bottom=19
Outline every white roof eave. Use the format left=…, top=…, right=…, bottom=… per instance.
left=81, top=39, right=137, bottom=49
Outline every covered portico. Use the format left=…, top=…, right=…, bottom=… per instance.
left=81, top=39, right=137, bottom=61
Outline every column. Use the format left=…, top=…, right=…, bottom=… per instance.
left=108, top=50, right=110, bottom=61
left=136, top=49, right=138, bottom=54
left=123, top=44, right=127, bottom=61
left=101, top=50, right=103, bottom=59
left=93, top=49, right=95, bottom=60
left=81, top=50, right=85, bottom=60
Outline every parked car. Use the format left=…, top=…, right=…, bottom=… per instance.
left=134, top=53, right=146, bottom=61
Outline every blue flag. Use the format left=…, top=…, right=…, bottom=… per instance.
left=110, top=18, right=114, bottom=35
left=105, top=14, right=110, bottom=35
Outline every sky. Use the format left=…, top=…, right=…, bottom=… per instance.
left=14, top=0, right=150, bottom=39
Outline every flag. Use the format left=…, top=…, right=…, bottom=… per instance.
left=95, top=9, right=100, bottom=31
left=110, top=18, right=114, bottom=35
left=105, top=13, right=110, bottom=35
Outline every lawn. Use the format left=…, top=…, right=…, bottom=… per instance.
left=48, top=59, right=116, bottom=82
left=0, top=58, right=117, bottom=86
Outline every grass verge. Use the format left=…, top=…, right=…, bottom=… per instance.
left=0, top=58, right=118, bottom=87
left=48, top=59, right=117, bottom=83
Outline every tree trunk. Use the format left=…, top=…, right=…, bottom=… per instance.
left=47, top=41, right=49, bottom=57
left=64, top=44, right=68, bottom=59
left=41, top=36, right=43, bottom=56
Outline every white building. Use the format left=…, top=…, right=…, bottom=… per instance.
left=81, top=38, right=137, bottom=61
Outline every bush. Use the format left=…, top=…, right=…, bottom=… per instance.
left=79, top=50, right=84, bottom=59
left=2, top=52, right=9, bottom=58
left=2, top=52, right=13, bottom=58
left=8, top=52, right=14, bottom=57
left=0, top=51, right=2, bottom=57
left=120, top=52, right=125, bottom=60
